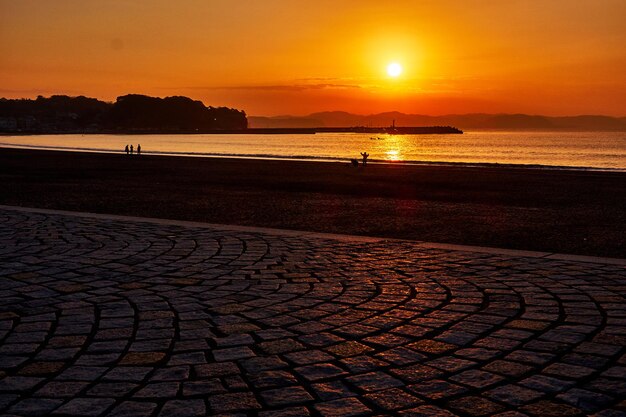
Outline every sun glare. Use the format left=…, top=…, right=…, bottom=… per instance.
left=387, top=62, right=402, bottom=77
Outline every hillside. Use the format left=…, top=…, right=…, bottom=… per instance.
left=0, top=95, right=247, bottom=133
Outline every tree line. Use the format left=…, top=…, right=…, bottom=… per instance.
left=0, top=94, right=248, bottom=133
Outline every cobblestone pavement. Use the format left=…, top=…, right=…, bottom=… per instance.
left=1, top=207, right=625, bottom=417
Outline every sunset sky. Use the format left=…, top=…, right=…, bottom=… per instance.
left=1, top=0, right=625, bottom=116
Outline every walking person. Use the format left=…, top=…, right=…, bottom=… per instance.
left=125, top=144, right=129, bottom=155
left=130, top=144, right=134, bottom=155
left=137, top=144, right=141, bottom=155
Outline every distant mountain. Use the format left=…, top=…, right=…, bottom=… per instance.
left=247, top=115, right=323, bottom=128
left=552, top=115, right=626, bottom=131
left=250, top=112, right=626, bottom=131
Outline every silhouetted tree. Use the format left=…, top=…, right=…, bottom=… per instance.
left=0, top=95, right=110, bottom=131
left=104, top=94, right=247, bottom=130
left=0, top=94, right=248, bottom=132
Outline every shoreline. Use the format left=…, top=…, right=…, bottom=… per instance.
left=1, top=147, right=625, bottom=258
left=1, top=144, right=624, bottom=173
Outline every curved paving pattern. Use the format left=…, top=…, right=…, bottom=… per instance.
left=0, top=207, right=625, bottom=417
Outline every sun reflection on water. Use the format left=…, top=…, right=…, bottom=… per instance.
left=383, top=135, right=408, bottom=161
left=386, top=149, right=401, bottom=160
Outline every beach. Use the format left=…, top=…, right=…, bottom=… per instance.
left=1, top=147, right=624, bottom=257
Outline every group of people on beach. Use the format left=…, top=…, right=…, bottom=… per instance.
left=124, top=144, right=141, bottom=155
left=351, top=151, right=369, bottom=167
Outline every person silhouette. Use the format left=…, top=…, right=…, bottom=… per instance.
left=130, top=144, right=134, bottom=155
left=125, top=144, right=129, bottom=155
left=361, top=152, right=369, bottom=165
left=137, top=144, right=141, bottom=155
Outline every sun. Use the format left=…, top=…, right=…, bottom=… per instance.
left=387, top=62, right=402, bottom=77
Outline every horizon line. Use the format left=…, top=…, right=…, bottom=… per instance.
left=2, top=93, right=625, bottom=119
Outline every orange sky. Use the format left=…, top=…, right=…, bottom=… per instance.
left=1, top=0, right=625, bottom=116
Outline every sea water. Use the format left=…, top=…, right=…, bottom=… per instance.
left=1, top=131, right=625, bottom=171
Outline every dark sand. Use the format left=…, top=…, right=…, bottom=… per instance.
left=1, top=148, right=625, bottom=257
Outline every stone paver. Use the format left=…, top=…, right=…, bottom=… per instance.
left=0, top=207, right=625, bottom=416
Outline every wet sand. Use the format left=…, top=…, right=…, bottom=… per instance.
left=1, top=148, right=624, bottom=257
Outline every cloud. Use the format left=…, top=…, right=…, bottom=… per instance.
left=0, top=88, right=84, bottom=97
left=162, top=83, right=362, bottom=92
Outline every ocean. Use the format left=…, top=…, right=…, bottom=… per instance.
left=1, top=131, right=625, bottom=171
